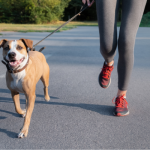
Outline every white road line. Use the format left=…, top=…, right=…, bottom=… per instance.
left=0, top=54, right=51, bottom=79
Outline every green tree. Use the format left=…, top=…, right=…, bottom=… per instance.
left=141, top=12, right=150, bottom=26
left=0, top=0, right=71, bottom=24
left=69, top=0, right=82, bottom=16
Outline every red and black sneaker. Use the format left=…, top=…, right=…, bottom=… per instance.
left=112, top=95, right=129, bottom=116
left=99, top=62, right=114, bottom=88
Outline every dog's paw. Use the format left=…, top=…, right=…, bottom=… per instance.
left=22, top=109, right=26, bottom=118
left=18, top=132, right=25, bottom=138
left=18, top=128, right=28, bottom=138
left=45, top=96, right=50, bottom=102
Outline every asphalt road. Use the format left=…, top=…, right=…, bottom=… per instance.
left=0, top=26, right=150, bottom=149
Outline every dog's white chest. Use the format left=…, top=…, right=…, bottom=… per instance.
left=10, top=70, right=26, bottom=93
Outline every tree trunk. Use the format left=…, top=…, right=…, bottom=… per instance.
left=75, top=7, right=77, bottom=21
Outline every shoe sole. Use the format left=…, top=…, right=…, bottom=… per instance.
left=113, top=110, right=130, bottom=117
left=99, top=77, right=111, bottom=89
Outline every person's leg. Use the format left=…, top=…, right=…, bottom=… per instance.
left=118, top=0, right=147, bottom=94
left=114, top=0, right=147, bottom=116
left=96, top=0, right=120, bottom=88
left=96, top=0, right=120, bottom=63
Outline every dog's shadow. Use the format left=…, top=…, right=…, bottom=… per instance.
left=0, top=88, right=114, bottom=116
left=0, top=116, right=7, bottom=120
left=0, top=128, right=17, bottom=138
left=0, top=88, right=114, bottom=138
left=0, top=88, right=59, bottom=100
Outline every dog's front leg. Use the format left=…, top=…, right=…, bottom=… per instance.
left=18, top=92, right=36, bottom=138
left=11, top=91, right=26, bottom=117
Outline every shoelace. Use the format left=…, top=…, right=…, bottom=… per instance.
left=101, top=65, right=114, bottom=79
left=112, top=94, right=128, bottom=108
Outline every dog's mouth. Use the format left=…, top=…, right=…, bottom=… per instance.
left=9, top=57, right=25, bottom=68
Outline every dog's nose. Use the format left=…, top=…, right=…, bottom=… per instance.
left=8, top=52, right=16, bottom=58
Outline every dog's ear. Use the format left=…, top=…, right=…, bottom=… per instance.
left=0, top=39, right=8, bottom=48
left=20, top=38, right=33, bottom=50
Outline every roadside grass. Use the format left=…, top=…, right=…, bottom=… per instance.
left=17, top=26, right=75, bottom=33
left=0, top=22, right=76, bottom=32
left=140, top=23, right=150, bottom=27
left=0, top=21, right=99, bottom=33
left=0, top=21, right=149, bottom=33
left=116, top=22, right=150, bottom=27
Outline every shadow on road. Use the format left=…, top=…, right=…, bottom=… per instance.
left=0, top=128, right=17, bottom=138
left=0, top=88, right=59, bottom=100
left=0, top=90, right=114, bottom=138
left=48, top=101, right=114, bottom=116
left=0, top=109, right=21, bottom=117
left=0, top=89, right=114, bottom=117
left=0, top=102, right=114, bottom=138
left=36, top=94, right=59, bottom=100
left=0, top=96, right=114, bottom=117
left=0, top=116, right=7, bottom=119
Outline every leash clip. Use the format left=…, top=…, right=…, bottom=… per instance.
left=29, top=47, right=35, bottom=51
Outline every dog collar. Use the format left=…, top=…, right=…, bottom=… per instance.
left=1, top=57, right=29, bottom=74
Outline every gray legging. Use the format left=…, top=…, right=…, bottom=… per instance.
left=96, top=0, right=147, bottom=90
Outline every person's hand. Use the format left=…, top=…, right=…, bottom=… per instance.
left=82, top=0, right=94, bottom=7
left=82, top=0, right=91, bottom=6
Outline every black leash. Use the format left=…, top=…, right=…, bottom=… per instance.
left=31, top=0, right=95, bottom=52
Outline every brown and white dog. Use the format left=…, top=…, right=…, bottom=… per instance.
left=0, top=39, right=50, bottom=138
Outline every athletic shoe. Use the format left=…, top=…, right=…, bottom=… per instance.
left=112, top=95, right=129, bottom=116
left=99, top=62, right=114, bottom=88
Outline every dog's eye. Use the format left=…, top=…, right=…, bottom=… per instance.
left=4, top=45, right=9, bottom=51
left=17, top=45, right=23, bottom=50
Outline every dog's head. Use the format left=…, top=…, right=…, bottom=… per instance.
left=0, top=39, right=33, bottom=69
